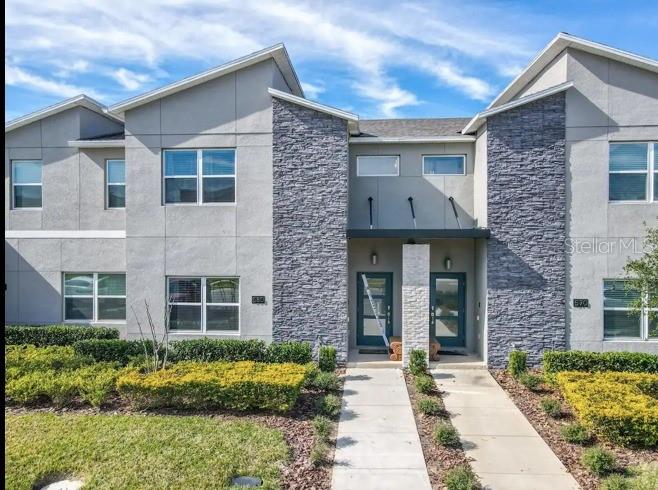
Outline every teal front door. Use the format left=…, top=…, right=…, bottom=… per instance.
left=430, top=273, right=466, bottom=348
left=356, top=272, right=393, bottom=346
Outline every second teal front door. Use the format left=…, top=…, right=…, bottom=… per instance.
left=430, top=273, right=466, bottom=348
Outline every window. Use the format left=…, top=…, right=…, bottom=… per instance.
left=603, top=280, right=656, bottom=340
left=356, top=155, right=399, bottom=176
left=12, top=160, right=42, bottom=208
left=423, top=155, right=466, bottom=175
left=64, top=273, right=126, bottom=322
left=106, top=159, right=125, bottom=208
left=167, top=277, right=239, bottom=332
left=609, top=142, right=657, bottom=202
left=163, top=149, right=236, bottom=204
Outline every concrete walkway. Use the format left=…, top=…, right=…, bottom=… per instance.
left=331, top=368, right=431, bottom=489
left=433, top=369, right=579, bottom=490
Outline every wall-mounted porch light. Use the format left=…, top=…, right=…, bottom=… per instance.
left=371, top=252, right=378, bottom=266
left=444, top=257, right=452, bottom=270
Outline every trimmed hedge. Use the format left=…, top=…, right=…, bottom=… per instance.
left=74, top=339, right=156, bottom=365
left=6, top=345, right=90, bottom=379
left=318, top=346, right=337, bottom=372
left=556, top=371, right=658, bottom=447
left=264, top=342, right=312, bottom=364
left=116, top=360, right=310, bottom=411
left=508, top=350, right=527, bottom=378
left=5, top=325, right=119, bottom=346
left=169, top=338, right=266, bottom=362
left=543, top=350, right=658, bottom=374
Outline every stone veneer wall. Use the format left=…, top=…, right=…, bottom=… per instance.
left=486, top=92, right=567, bottom=368
left=271, top=98, right=349, bottom=363
left=402, top=244, right=430, bottom=367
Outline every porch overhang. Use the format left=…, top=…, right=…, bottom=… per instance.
left=346, top=228, right=491, bottom=239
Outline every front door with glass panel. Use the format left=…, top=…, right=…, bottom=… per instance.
left=430, top=273, right=465, bottom=347
left=356, top=272, right=393, bottom=346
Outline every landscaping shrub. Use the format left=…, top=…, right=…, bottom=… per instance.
left=169, top=338, right=266, bottom=362
left=308, top=371, right=341, bottom=392
left=5, top=345, right=90, bottom=379
left=518, top=373, right=543, bottom=391
left=508, top=350, right=527, bottom=378
left=581, top=446, right=617, bottom=477
left=601, top=475, right=630, bottom=490
left=264, top=341, right=313, bottom=364
left=409, top=349, right=428, bottom=376
left=539, top=397, right=563, bottom=418
left=443, top=465, right=480, bottom=490
left=116, top=361, right=309, bottom=412
left=433, top=421, right=460, bottom=447
left=310, top=440, right=330, bottom=467
left=73, top=339, right=153, bottom=365
left=557, top=371, right=658, bottom=447
left=5, top=325, right=119, bottom=346
left=543, top=350, right=658, bottom=374
left=415, top=374, right=435, bottom=394
left=560, top=422, right=593, bottom=445
left=318, top=346, right=337, bottom=372
left=319, top=394, right=342, bottom=418
left=628, top=463, right=658, bottom=490
left=418, top=397, right=443, bottom=416
left=313, top=415, right=332, bottom=441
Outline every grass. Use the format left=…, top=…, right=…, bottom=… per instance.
left=5, top=412, right=289, bottom=490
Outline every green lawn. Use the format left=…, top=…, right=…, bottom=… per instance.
left=5, top=413, right=289, bottom=490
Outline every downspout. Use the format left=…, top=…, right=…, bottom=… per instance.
left=448, top=196, right=462, bottom=230
left=368, top=196, right=374, bottom=229
left=408, top=197, right=417, bottom=229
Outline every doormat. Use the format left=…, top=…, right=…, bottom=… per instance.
left=439, top=350, right=467, bottom=356
left=358, top=348, right=389, bottom=354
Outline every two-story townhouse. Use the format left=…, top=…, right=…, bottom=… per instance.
left=5, top=33, right=658, bottom=366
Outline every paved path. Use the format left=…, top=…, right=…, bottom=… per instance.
left=433, top=369, right=580, bottom=490
left=331, top=368, right=431, bottom=489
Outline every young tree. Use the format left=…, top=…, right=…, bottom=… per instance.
left=624, top=224, right=658, bottom=336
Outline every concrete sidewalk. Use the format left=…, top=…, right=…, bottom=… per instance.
left=331, top=368, right=431, bottom=489
left=433, top=369, right=579, bottom=490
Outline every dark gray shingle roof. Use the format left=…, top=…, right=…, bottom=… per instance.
left=75, top=132, right=125, bottom=141
left=356, top=118, right=471, bottom=138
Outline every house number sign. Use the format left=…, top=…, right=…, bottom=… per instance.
left=573, top=299, right=590, bottom=308
left=251, top=296, right=266, bottom=304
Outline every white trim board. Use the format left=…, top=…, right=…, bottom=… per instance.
left=350, top=135, right=475, bottom=144
left=5, top=230, right=126, bottom=239
left=68, top=139, right=126, bottom=148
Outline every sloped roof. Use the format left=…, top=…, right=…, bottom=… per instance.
left=352, top=118, right=474, bottom=143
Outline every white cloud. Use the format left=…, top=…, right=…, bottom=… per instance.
left=113, top=67, right=152, bottom=91
left=300, top=82, right=325, bottom=99
left=54, top=59, right=90, bottom=78
left=5, top=63, right=104, bottom=100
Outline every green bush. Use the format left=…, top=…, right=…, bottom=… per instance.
left=318, top=346, right=337, bottom=372
left=601, top=475, right=630, bottom=490
left=518, top=373, right=543, bottom=391
left=433, top=421, right=460, bottom=447
left=5, top=345, right=90, bottom=379
left=310, top=440, right=330, bottom=467
left=308, top=371, right=341, bottom=392
left=169, top=338, right=266, bottom=362
left=444, top=465, right=480, bottom=490
left=409, top=349, right=428, bottom=376
left=543, top=350, right=658, bottom=374
left=312, top=415, right=332, bottom=441
left=265, top=342, right=312, bottom=364
left=417, top=397, right=443, bottom=416
left=5, top=325, right=119, bottom=346
left=508, top=350, right=527, bottom=378
left=116, top=361, right=309, bottom=412
left=560, top=423, right=593, bottom=445
left=415, top=374, right=435, bottom=394
left=73, top=339, right=153, bottom=365
left=539, top=397, right=563, bottom=418
left=581, top=446, right=617, bottom=477
left=319, top=394, right=341, bottom=417
left=627, top=463, right=658, bottom=490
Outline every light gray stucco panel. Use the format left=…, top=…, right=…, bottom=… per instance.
left=607, top=60, right=658, bottom=127
left=236, top=145, right=273, bottom=236
left=236, top=60, right=274, bottom=134
left=125, top=100, right=161, bottom=136
left=41, top=108, right=81, bottom=147
left=607, top=204, right=657, bottom=239
left=61, top=239, right=126, bottom=271
left=79, top=108, right=124, bottom=139
left=9, top=147, right=43, bottom=160
left=5, top=121, right=42, bottom=148
left=237, top=133, right=272, bottom=147
left=17, top=238, right=62, bottom=272
left=5, top=239, right=19, bottom=272
left=567, top=252, right=607, bottom=344
left=236, top=236, right=273, bottom=336
left=597, top=341, right=658, bottom=354
left=41, top=147, right=80, bottom=230
left=161, top=134, right=237, bottom=149
left=348, top=177, right=378, bottom=229
left=161, top=74, right=236, bottom=135
left=566, top=49, right=610, bottom=128
left=607, top=126, right=658, bottom=141
left=566, top=127, right=608, bottom=142
left=125, top=135, right=162, bottom=149
left=164, top=206, right=236, bottom=237
left=125, top=147, right=165, bottom=237
left=9, top=210, right=43, bottom=230
left=5, top=270, right=19, bottom=323
left=79, top=148, right=126, bottom=230
left=164, top=237, right=237, bottom=276
left=444, top=174, right=475, bottom=228
left=18, top=270, right=62, bottom=324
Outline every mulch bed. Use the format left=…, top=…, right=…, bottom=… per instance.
left=403, top=371, right=474, bottom=489
left=491, top=369, right=657, bottom=490
left=6, top=383, right=342, bottom=490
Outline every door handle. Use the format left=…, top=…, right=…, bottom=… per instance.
left=386, top=305, right=391, bottom=323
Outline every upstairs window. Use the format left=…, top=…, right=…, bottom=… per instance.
left=603, top=280, right=656, bottom=340
left=609, top=143, right=656, bottom=202
left=106, top=159, right=125, bottom=208
left=356, top=155, right=399, bottom=176
left=12, top=160, right=42, bottom=208
left=423, top=155, right=466, bottom=175
left=163, top=149, right=236, bottom=205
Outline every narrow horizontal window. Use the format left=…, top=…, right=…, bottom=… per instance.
left=106, top=159, right=125, bottom=208
left=423, top=155, right=466, bottom=175
left=12, top=160, right=43, bottom=208
left=608, top=143, right=650, bottom=202
left=64, top=273, right=126, bottom=323
left=357, top=155, right=399, bottom=176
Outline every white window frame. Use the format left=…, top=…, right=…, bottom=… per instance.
left=106, top=159, right=126, bottom=209
left=63, top=272, right=126, bottom=324
left=602, top=279, right=656, bottom=341
left=422, top=154, right=467, bottom=176
left=608, top=142, right=656, bottom=203
left=162, top=148, right=237, bottom=206
left=11, top=160, right=43, bottom=210
left=356, top=155, right=400, bottom=177
left=166, top=276, right=240, bottom=335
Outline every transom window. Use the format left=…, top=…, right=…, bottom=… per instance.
left=64, top=273, right=126, bottom=322
left=163, top=149, right=236, bottom=205
left=356, top=155, right=399, bottom=176
left=12, top=160, right=43, bottom=208
left=609, top=142, right=657, bottom=202
left=423, top=155, right=466, bottom=175
left=167, top=277, right=240, bottom=333
left=603, top=280, right=656, bottom=340
left=106, top=159, right=125, bottom=208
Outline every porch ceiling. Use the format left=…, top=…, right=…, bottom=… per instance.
left=346, top=228, right=491, bottom=239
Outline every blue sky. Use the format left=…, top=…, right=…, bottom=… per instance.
left=5, top=0, right=658, bottom=122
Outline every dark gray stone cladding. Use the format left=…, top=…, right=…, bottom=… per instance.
left=272, top=98, right=349, bottom=363
left=486, top=92, right=567, bottom=368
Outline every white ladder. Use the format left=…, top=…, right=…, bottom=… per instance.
left=361, top=273, right=390, bottom=347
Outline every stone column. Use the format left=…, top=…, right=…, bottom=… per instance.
left=402, top=243, right=430, bottom=367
